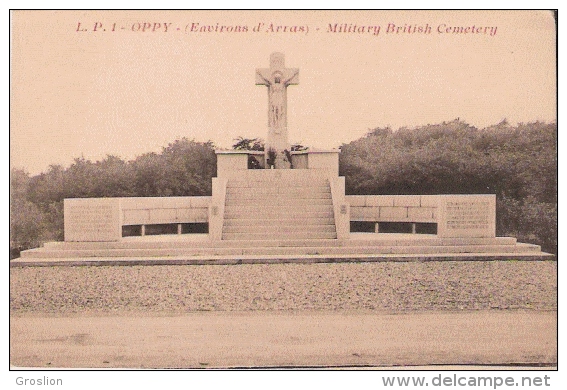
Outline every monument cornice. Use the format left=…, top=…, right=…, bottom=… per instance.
left=215, top=150, right=265, bottom=155
left=290, top=149, right=341, bottom=155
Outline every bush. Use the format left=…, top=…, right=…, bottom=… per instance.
left=497, top=196, right=557, bottom=255
left=340, top=120, right=557, bottom=253
left=9, top=198, right=45, bottom=259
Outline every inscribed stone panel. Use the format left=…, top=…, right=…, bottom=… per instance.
left=437, top=195, right=496, bottom=238
left=64, top=198, right=121, bottom=242
left=148, top=209, right=177, bottom=224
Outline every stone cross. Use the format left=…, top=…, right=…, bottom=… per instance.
left=256, top=52, right=299, bottom=168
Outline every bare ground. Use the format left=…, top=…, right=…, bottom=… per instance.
left=10, top=261, right=557, bottom=368
left=10, top=310, right=557, bottom=368
left=10, top=261, right=557, bottom=313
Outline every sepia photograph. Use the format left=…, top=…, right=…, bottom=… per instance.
left=9, top=9, right=557, bottom=378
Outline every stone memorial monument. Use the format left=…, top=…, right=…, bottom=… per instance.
left=15, top=52, right=551, bottom=265
left=255, top=52, right=299, bottom=168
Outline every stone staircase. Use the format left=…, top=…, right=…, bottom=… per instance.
left=222, top=174, right=337, bottom=240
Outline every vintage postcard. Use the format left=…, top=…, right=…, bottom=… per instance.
left=9, top=9, right=557, bottom=381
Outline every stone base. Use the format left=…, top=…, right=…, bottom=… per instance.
left=13, top=234, right=553, bottom=267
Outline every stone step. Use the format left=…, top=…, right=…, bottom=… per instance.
left=223, top=217, right=336, bottom=227
left=225, top=187, right=331, bottom=196
left=19, top=243, right=543, bottom=259
left=222, top=232, right=338, bottom=240
left=36, top=236, right=519, bottom=250
left=13, top=254, right=554, bottom=266
left=224, top=204, right=333, bottom=214
left=232, top=170, right=329, bottom=179
left=214, top=243, right=542, bottom=255
left=226, top=191, right=332, bottom=200
left=227, top=179, right=328, bottom=188
left=222, top=224, right=337, bottom=234
left=225, top=198, right=333, bottom=206
left=224, top=210, right=335, bottom=219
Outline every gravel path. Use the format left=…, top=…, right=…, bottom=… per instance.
left=10, top=261, right=557, bottom=314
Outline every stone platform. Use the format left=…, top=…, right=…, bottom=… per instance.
left=14, top=52, right=554, bottom=267
left=12, top=233, right=552, bottom=267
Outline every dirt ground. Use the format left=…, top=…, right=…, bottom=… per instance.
left=10, top=310, right=557, bottom=369
left=10, top=261, right=558, bottom=313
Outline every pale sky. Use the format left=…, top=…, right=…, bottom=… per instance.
left=10, top=10, right=556, bottom=175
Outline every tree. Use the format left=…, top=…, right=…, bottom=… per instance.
left=232, top=137, right=265, bottom=151
left=10, top=169, right=45, bottom=258
left=131, top=138, right=216, bottom=196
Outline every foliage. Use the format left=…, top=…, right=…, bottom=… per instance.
left=232, top=137, right=265, bottom=151
left=291, top=143, right=308, bottom=152
left=248, top=156, right=262, bottom=169
left=232, top=137, right=266, bottom=169
left=497, top=196, right=557, bottom=255
left=10, top=195, right=45, bottom=259
left=10, top=139, right=216, bottom=256
left=283, top=149, right=293, bottom=169
left=339, top=119, right=557, bottom=253
left=266, top=148, right=277, bottom=168
left=9, top=169, right=56, bottom=258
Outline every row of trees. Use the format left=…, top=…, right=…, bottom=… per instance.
left=10, top=120, right=557, bottom=257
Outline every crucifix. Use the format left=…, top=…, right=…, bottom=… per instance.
left=256, top=52, right=299, bottom=168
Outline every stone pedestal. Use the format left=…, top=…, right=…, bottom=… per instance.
left=216, top=150, right=265, bottom=178
left=292, top=149, right=340, bottom=177
left=215, top=150, right=248, bottom=178
left=216, top=149, right=340, bottom=178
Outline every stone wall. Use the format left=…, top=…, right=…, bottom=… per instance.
left=347, top=195, right=438, bottom=223
left=64, top=193, right=495, bottom=242
left=347, top=194, right=496, bottom=238
left=121, top=197, right=210, bottom=225
left=64, top=197, right=211, bottom=242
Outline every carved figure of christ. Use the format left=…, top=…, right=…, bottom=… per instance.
left=255, top=53, right=299, bottom=155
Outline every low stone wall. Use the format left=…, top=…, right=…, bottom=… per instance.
left=347, top=195, right=438, bottom=223
left=64, top=197, right=211, bottom=242
left=64, top=193, right=495, bottom=242
left=347, top=194, right=496, bottom=238
left=121, top=197, right=210, bottom=225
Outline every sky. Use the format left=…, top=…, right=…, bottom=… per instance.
left=10, top=10, right=556, bottom=175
